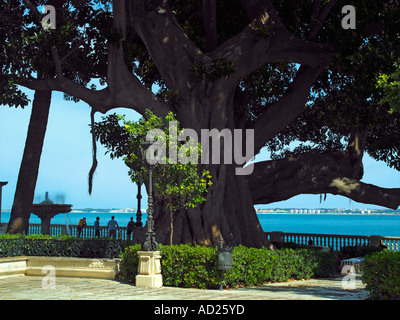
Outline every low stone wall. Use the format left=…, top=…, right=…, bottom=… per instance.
left=0, top=257, right=27, bottom=278
left=0, top=256, right=121, bottom=280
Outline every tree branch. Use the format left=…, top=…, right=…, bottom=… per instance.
left=101, top=0, right=171, bottom=117
left=240, top=0, right=272, bottom=20
left=16, top=0, right=171, bottom=118
left=247, top=151, right=400, bottom=210
left=18, top=73, right=170, bottom=117
left=311, top=0, right=321, bottom=26
left=50, top=46, right=63, bottom=77
left=129, top=0, right=207, bottom=93
left=250, top=65, right=325, bottom=154
left=203, top=0, right=218, bottom=53
left=240, top=0, right=339, bottom=41
left=22, top=0, right=42, bottom=22
left=212, top=0, right=332, bottom=82
left=345, top=129, right=368, bottom=179
left=107, top=0, right=127, bottom=92
left=308, top=0, right=340, bottom=40
left=233, top=0, right=337, bottom=154
left=327, top=177, right=400, bottom=210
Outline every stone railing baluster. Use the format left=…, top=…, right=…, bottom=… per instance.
left=264, top=232, right=398, bottom=252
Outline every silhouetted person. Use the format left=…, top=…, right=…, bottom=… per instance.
left=127, top=217, right=135, bottom=240
left=94, top=217, right=100, bottom=238
left=107, top=216, right=119, bottom=239
left=77, top=217, right=86, bottom=237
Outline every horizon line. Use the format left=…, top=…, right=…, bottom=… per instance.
left=1, top=207, right=400, bottom=212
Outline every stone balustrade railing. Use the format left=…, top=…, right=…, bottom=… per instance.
left=265, top=231, right=400, bottom=252
left=381, top=236, right=400, bottom=252
left=2, top=224, right=399, bottom=252
left=1, top=223, right=143, bottom=241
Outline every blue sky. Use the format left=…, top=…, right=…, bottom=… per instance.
left=0, top=88, right=399, bottom=210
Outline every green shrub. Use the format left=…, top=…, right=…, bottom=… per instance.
left=118, top=244, right=222, bottom=288
left=0, top=234, right=337, bottom=288
left=118, top=244, right=336, bottom=288
left=271, top=241, right=303, bottom=249
left=118, top=244, right=142, bottom=282
left=161, top=245, right=222, bottom=289
left=339, top=245, right=384, bottom=260
left=0, top=234, right=132, bottom=258
left=363, top=250, right=400, bottom=300
left=226, top=245, right=274, bottom=287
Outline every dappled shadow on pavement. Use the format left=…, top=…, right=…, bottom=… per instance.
left=0, top=275, right=367, bottom=300
left=237, top=276, right=367, bottom=300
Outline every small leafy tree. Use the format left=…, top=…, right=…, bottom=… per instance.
left=92, top=110, right=212, bottom=244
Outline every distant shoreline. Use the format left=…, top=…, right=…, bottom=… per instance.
left=256, top=212, right=400, bottom=215
left=256, top=209, right=400, bottom=215
left=2, top=208, right=399, bottom=215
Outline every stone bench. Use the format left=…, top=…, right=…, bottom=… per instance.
left=341, top=257, right=364, bottom=274
left=307, top=245, right=331, bottom=252
left=0, top=256, right=121, bottom=280
left=0, top=256, right=27, bottom=278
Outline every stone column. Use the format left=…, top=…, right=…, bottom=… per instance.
left=36, top=213, right=58, bottom=236
left=60, top=225, right=68, bottom=236
left=0, top=182, right=8, bottom=225
left=270, top=231, right=284, bottom=244
left=136, top=251, right=163, bottom=288
left=0, top=182, right=8, bottom=234
left=369, top=235, right=383, bottom=247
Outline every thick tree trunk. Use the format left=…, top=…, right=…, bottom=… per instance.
left=135, top=165, right=272, bottom=249
left=128, top=78, right=272, bottom=248
left=7, top=90, right=52, bottom=234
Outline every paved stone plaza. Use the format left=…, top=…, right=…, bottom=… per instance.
left=0, top=275, right=367, bottom=300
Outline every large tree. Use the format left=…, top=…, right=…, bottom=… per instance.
left=3, top=0, right=400, bottom=247
left=1, top=1, right=53, bottom=234
left=1, top=0, right=105, bottom=233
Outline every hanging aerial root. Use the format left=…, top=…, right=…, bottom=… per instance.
left=88, top=107, right=98, bottom=195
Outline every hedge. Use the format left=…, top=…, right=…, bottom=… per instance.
left=338, top=245, right=384, bottom=260
left=0, top=235, right=338, bottom=289
left=363, top=250, right=400, bottom=300
left=118, top=244, right=337, bottom=289
left=0, top=234, right=132, bottom=258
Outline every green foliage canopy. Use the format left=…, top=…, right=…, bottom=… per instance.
left=377, top=60, right=400, bottom=114
left=264, top=0, right=400, bottom=171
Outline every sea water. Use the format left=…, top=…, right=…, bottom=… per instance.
left=258, top=213, right=400, bottom=237
left=1, top=212, right=400, bottom=237
left=0, top=211, right=148, bottom=229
